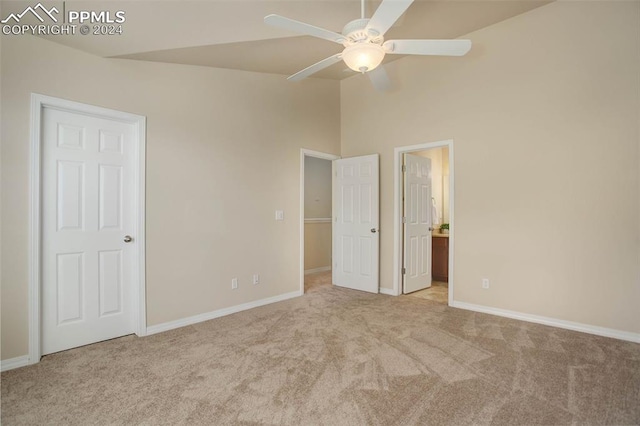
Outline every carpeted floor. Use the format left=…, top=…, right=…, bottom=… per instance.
left=2, top=271, right=639, bottom=425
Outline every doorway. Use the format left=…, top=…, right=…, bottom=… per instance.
left=299, top=149, right=339, bottom=294
left=29, top=94, right=147, bottom=364
left=393, top=140, right=454, bottom=304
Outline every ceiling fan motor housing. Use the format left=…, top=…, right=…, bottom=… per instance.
left=342, top=19, right=384, bottom=46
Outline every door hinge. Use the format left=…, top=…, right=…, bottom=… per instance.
left=402, top=267, right=406, bottom=275
left=402, top=165, right=406, bottom=173
left=402, top=217, right=406, bottom=223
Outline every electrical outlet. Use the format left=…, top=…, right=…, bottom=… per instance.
left=275, top=210, right=284, bottom=221
left=253, top=274, right=260, bottom=285
left=232, top=278, right=238, bottom=290
left=482, top=278, right=490, bottom=289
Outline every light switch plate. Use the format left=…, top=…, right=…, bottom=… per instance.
left=275, top=210, right=284, bottom=221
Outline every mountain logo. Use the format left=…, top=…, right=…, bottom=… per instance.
left=1, top=3, right=59, bottom=24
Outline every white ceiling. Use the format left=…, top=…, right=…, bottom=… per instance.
left=3, top=0, right=551, bottom=79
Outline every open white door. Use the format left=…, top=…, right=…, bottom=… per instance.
left=333, top=154, right=379, bottom=293
left=403, top=153, right=433, bottom=294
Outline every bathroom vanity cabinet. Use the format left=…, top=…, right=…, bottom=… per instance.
left=432, top=235, right=449, bottom=282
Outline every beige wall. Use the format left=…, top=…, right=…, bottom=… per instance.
left=1, top=35, right=340, bottom=359
left=304, top=222, right=332, bottom=271
left=341, top=1, right=640, bottom=333
left=304, top=156, right=332, bottom=218
left=304, top=156, right=332, bottom=271
left=416, top=148, right=445, bottom=225
left=442, top=147, right=450, bottom=224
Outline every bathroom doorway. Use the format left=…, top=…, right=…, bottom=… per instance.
left=393, top=140, right=453, bottom=305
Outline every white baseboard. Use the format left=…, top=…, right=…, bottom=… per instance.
left=451, top=301, right=640, bottom=343
left=379, top=287, right=396, bottom=296
left=1, top=355, right=30, bottom=372
left=146, top=291, right=301, bottom=336
left=304, top=266, right=331, bottom=275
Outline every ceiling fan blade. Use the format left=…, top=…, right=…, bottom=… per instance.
left=264, top=14, right=345, bottom=44
left=288, top=54, right=343, bottom=81
left=368, top=66, right=392, bottom=91
left=365, top=0, right=414, bottom=37
left=384, top=39, right=472, bottom=56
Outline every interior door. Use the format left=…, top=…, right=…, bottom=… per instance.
left=42, top=107, right=136, bottom=355
left=333, top=154, right=379, bottom=293
left=403, top=153, right=433, bottom=294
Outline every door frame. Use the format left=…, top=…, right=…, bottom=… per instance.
left=28, top=93, right=147, bottom=365
left=393, top=140, right=454, bottom=302
left=299, top=149, right=340, bottom=294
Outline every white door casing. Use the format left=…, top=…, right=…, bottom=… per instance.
left=403, top=153, right=433, bottom=294
left=333, top=154, right=379, bottom=293
left=40, top=105, right=140, bottom=355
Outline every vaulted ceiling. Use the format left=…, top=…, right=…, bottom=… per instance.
left=3, top=0, right=551, bottom=79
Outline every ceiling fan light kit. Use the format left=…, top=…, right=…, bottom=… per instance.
left=264, top=0, right=472, bottom=89
left=342, top=43, right=385, bottom=73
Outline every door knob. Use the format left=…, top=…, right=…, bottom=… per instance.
left=124, top=235, right=133, bottom=243
left=371, top=228, right=379, bottom=233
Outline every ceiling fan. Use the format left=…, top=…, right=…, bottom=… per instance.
left=264, top=0, right=472, bottom=90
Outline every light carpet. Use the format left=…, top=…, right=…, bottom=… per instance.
left=2, top=272, right=639, bottom=425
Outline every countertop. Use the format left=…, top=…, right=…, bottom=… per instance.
left=433, top=233, right=450, bottom=238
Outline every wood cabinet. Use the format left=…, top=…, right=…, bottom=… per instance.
left=432, top=236, right=449, bottom=282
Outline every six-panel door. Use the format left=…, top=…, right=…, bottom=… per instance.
left=42, top=108, right=136, bottom=355
left=403, top=153, right=433, bottom=294
left=333, top=154, right=380, bottom=293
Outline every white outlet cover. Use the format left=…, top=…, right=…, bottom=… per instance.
left=275, top=210, right=284, bottom=221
